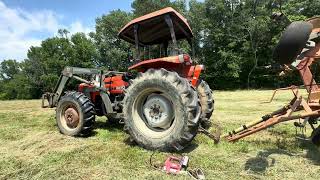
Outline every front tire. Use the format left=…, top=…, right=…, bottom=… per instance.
left=56, top=92, right=95, bottom=136
left=123, top=69, right=201, bottom=151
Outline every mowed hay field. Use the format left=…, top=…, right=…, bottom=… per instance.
left=0, top=90, right=319, bottom=179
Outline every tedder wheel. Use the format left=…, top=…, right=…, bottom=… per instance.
left=311, top=127, right=320, bottom=146
left=123, top=68, right=201, bottom=151
left=273, top=21, right=313, bottom=65
left=196, top=80, right=214, bottom=129
left=56, top=91, right=95, bottom=136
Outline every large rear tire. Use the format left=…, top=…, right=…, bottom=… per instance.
left=56, top=91, right=95, bottom=136
left=123, top=69, right=201, bottom=151
left=196, top=80, right=214, bottom=129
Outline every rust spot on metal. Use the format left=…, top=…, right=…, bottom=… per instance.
left=64, top=107, right=79, bottom=128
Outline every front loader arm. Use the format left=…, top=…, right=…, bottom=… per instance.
left=42, top=67, right=102, bottom=108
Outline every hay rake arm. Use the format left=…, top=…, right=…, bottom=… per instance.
left=223, top=94, right=320, bottom=142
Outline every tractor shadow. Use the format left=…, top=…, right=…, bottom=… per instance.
left=244, top=139, right=320, bottom=174
left=89, top=119, right=200, bottom=152
left=177, top=143, right=198, bottom=153
left=93, top=120, right=124, bottom=131
left=81, top=119, right=124, bottom=137
left=123, top=134, right=199, bottom=153
left=123, top=139, right=199, bottom=153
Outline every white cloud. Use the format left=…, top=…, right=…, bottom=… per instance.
left=69, top=21, right=93, bottom=35
left=0, top=1, right=93, bottom=61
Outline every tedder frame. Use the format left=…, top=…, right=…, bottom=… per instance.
left=223, top=17, right=320, bottom=146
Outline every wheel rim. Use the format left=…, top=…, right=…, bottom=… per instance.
left=60, top=104, right=80, bottom=130
left=132, top=88, right=176, bottom=138
left=142, top=94, right=174, bottom=130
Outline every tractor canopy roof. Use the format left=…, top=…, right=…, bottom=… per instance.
left=118, top=7, right=193, bottom=45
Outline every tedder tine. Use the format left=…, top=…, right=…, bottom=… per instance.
left=264, top=85, right=298, bottom=103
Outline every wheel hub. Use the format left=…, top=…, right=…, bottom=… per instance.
left=64, top=107, right=79, bottom=128
left=143, top=94, right=174, bottom=129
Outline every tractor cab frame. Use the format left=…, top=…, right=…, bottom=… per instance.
left=118, top=7, right=203, bottom=87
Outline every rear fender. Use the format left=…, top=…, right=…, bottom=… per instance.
left=128, top=54, right=204, bottom=87
left=128, top=54, right=192, bottom=72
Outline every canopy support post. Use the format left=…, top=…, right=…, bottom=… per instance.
left=165, top=14, right=178, bottom=55
left=134, top=24, right=140, bottom=60
left=164, top=41, right=168, bottom=57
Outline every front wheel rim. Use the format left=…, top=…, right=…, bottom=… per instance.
left=60, top=104, right=80, bottom=130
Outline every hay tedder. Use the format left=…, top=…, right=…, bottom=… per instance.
left=42, top=7, right=214, bottom=151
left=224, top=17, right=320, bottom=146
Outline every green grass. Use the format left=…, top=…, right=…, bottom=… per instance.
left=0, top=90, right=319, bottom=179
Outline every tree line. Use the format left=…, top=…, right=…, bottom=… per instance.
left=1, top=0, right=319, bottom=100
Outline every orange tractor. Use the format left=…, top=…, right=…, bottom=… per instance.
left=42, top=7, right=214, bottom=151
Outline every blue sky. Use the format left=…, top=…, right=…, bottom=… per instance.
left=0, top=0, right=134, bottom=61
